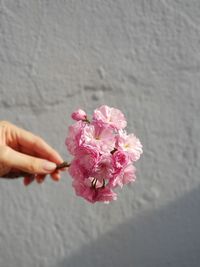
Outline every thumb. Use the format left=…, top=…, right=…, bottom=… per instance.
left=0, top=146, right=56, bottom=175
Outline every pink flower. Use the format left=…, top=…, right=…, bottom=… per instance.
left=110, top=163, right=136, bottom=188
left=93, top=154, right=114, bottom=181
left=72, top=178, right=117, bottom=203
left=121, top=164, right=136, bottom=185
left=71, top=109, right=87, bottom=121
left=65, top=121, right=85, bottom=155
left=83, top=124, right=115, bottom=153
left=95, top=187, right=117, bottom=203
left=68, top=158, right=86, bottom=180
left=93, top=105, right=127, bottom=130
left=65, top=105, right=143, bottom=203
left=112, top=150, right=129, bottom=175
left=69, top=145, right=100, bottom=180
left=72, top=179, right=95, bottom=203
left=116, top=130, right=143, bottom=161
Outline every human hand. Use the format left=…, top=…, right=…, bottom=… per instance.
left=0, top=121, right=64, bottom=185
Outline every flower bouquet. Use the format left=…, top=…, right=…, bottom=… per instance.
left=65, top=105, right=143, bottom=203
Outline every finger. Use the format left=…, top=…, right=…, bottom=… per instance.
left=18, top=145, right=37, bottom=157
left=0, top=146, right=57, bottom=174
left=51, top=170, right=61, bottom=181
left=35, top=174, right=46, bottom=184
left=24, top=176, right=35, bottom=186
left=14, top=126, right=63, bottom=164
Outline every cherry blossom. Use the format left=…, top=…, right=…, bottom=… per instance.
left=93, top=105, right=127, bottom=130
left=71, top=109, right=87, bottom=121
left=116, top=130, right=143, bottom=161
left=72, top=178, right=117, bottom=203
left=65, top=121, right=86, bottom=155
left=65, top=105, right=143, bottom=203
left=110, top=163, right=136, bottom=188
left=69, top=145, right=100, bottom=180
left=83, top=124, right=115, bottom=153
left=112, top=150, right=130, bottom=175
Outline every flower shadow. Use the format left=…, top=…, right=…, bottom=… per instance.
left=57, top=186, right=200, bottom=267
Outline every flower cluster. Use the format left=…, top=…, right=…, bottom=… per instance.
left=66, top=105, right=143, bottom=203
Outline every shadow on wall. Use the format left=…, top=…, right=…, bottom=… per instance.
left=57, top=186, right=200, bottom=267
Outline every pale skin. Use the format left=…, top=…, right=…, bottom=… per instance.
left=0, top=121, right=64, bottom=185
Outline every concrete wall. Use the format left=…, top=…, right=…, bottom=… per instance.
left=0, top=1, right=200, bottom=266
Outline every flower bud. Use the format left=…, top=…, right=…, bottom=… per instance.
left=71, top=109, right=87, bottom=121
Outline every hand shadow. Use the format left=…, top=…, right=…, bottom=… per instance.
left=57, top=185, right=200, bottom=267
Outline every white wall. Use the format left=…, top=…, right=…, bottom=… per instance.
left=0, top=1, right=200, bottom=266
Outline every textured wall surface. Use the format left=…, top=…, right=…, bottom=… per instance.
left=0, top=1, right=200, bottom=266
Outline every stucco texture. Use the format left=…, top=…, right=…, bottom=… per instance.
left=0, top=0, right=200, bottom=266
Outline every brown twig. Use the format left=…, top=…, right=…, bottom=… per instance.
left=56, top=161, right=70, bottom=170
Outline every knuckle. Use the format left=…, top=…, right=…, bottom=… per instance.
left=28, top=158, right=39, bottom=173
left=0, top=120, right=10, bottom=126
left=0, top=121, right=13, bottom=138
left=0, top=121, right=10, bottom=132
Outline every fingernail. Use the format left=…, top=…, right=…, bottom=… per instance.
left=42, top=161, right=56, bottom=172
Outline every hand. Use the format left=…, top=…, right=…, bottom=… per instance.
left=0, top=121, right=64, bottom=185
